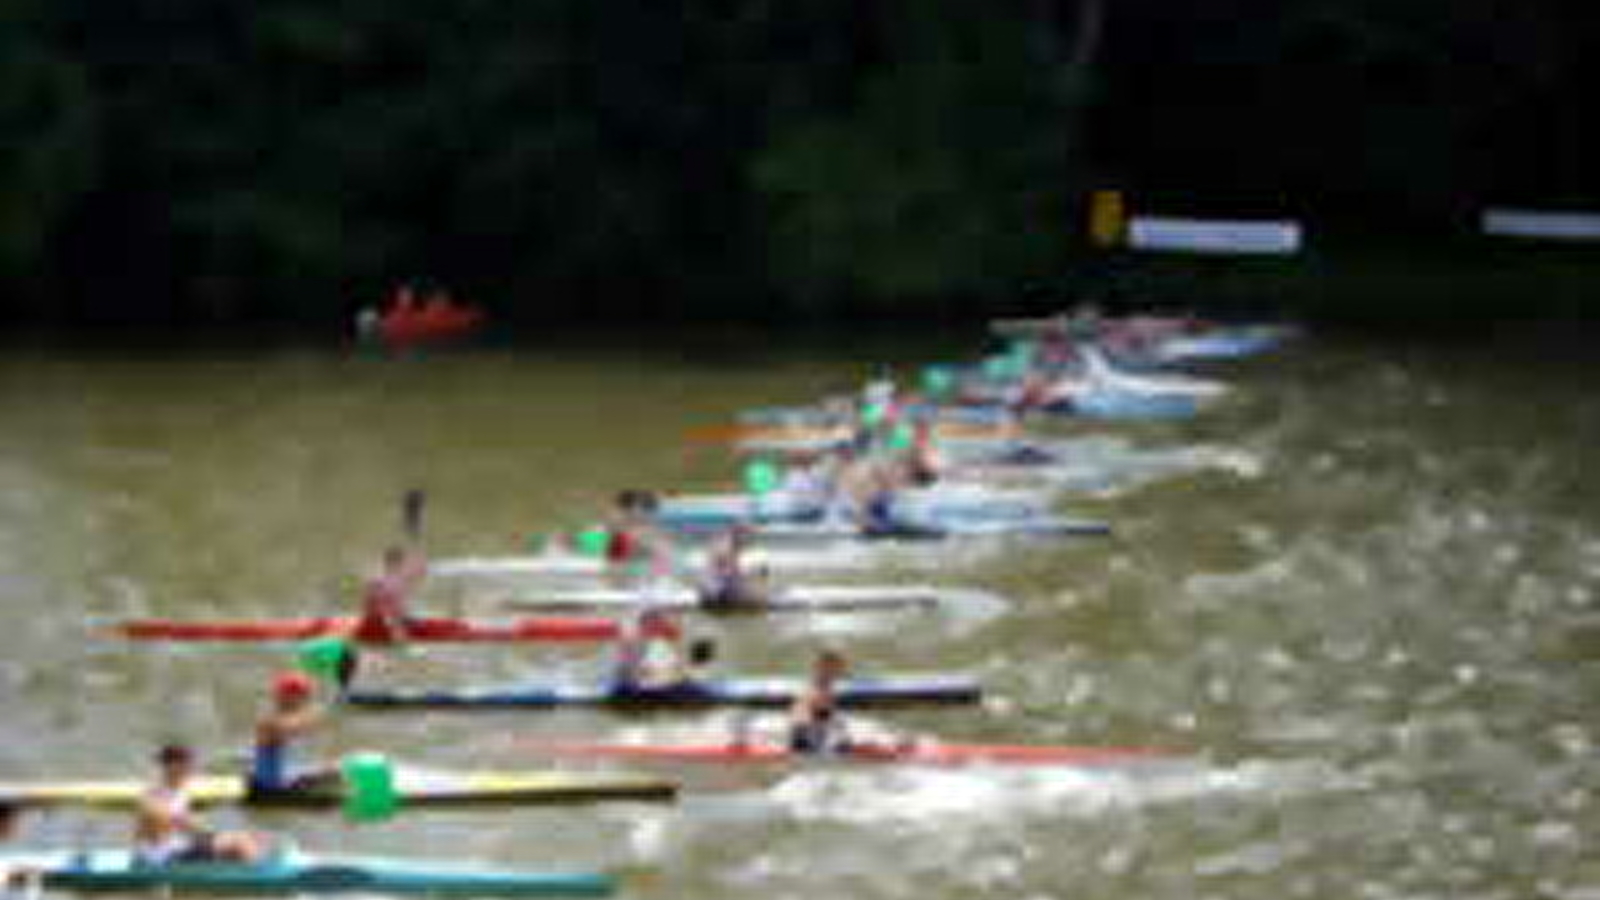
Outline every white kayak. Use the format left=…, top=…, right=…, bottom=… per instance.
left=431, top=547, right=928, bottom=580
left=1079, top=345, right=1230, bottom=398
left=659, top=485, right=1050, bottom=522
left=697, top=515, right=1111, bottom=544
left=503, top=583, right=967, bottom=613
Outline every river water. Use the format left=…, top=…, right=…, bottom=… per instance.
left=1, top=329, right=1597, bottom=899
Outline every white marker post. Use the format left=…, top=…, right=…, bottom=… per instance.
left=1482, top=209, right=1600, bottom=242
left=1127, top=216, right=1303, bottom=256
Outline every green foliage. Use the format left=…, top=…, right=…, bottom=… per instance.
left=753, top=3, right=1074, bottom=307
left=0, top=0, right=1595, bottom=326
left=0, top=3, right=96, bottom=310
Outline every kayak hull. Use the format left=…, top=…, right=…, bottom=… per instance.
left=1155, top=326, right=1293, bottom=361
left=1042, top=390, right=1200, bottom=421
left=117, top=615, right=629, bottom=644
left=3, top=850, right=610, bottom=896
left=674, top=515, right=1111, bottom=543
left=348, top=675, right=982, bottom=710
left=505, top=584, right=953, bottom=613
left=657, top=488, right=1048, bottom=528
left=431, top=549, right=901, bottom=579
left=0, top=768, right=675, bottom=809
left=519, top=740, right=1171, bottom=768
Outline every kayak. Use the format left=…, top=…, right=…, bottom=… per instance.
left=739, top=404, right=1005, bottom=428
left=734, top=432, right=1023, bottom=457
left=719, top=420, right=1012, bottom=445
left=430, top=548, right=910, bottom=580
left=347, top=675, right=982, bottom=710
left=116, top=615, right=642, bottom=644
left=666, top=514, right=1112, bottom=543
left=1079, top=345, right=1230, bottom=398
left=656, top=488, right=1049, bottom=529
left=378, top=305, right=485, bottom=349
left=1052, top=389, right=1201, bottom=421
left=1155, top=325, right=1294, bottom=362
left=954, top=383, right=1204, bottom=421
left=504, top=584, right=956, bottom=613
left=0, top=767, right=674, bottom=809
left=517, top=738, right=1174, bottom=768
left=0, top=849, right=610, bottom=896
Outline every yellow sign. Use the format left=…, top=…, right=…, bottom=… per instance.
left=1088, top=190, right=1126, bottom=248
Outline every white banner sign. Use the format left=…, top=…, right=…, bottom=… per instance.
left=1482, top=208, right=1600, bottom=241
left=1127, top=216, right=1302, bottom=255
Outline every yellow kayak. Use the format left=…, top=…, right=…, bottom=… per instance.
left=0, top=767, right=675, bottom=809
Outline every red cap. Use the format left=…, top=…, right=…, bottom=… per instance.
left=274, top=671, right=316, bottom=701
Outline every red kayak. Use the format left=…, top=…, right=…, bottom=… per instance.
left=118, top=614, right=656, bottom=644
left=516, top=739, right=1175, bottom=767
left=377, top=299, right=484, bottom=349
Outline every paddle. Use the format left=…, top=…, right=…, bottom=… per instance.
left=298, top=637, right=357, bottom=695
left=401, top=488, right=425, bottom=544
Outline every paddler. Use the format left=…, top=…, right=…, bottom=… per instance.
left=696, top=525, right=771, bottom=609
left=248, top=672, right=336, bottom=795
left=787, top=649, right=851, bottom=754
left=608, top=608, right=688, bottom=691
left=136, top=744, right=266, bottom=865
left=353, top=545, right=425, bottom=642
left=1, top=801, right=40, bottom=893
left=604, top=490, right=674, bottom=582
left=893, top=420, right=943, bottom=488
left=836, top=456, right=935, bottom=538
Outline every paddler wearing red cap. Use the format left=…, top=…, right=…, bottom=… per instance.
left=602, top=490, right=676, bottom=583
left=248, top=672, right=334, bottom=795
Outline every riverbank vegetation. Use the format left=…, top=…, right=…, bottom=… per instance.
left=3, top=1, right=1595, bottom=330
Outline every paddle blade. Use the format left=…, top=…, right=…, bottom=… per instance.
left=298, top=637, right=351, bottom=686
left=742, top=459, right=781, bottom=496
left=341, top=752, right=398, bottom=822
left=573, top=526, right=610, bottom=558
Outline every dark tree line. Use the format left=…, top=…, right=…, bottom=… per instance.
left=2, top=0, right=1595, bottom=329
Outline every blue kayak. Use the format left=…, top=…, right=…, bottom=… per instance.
left=347, top=675, right=982, bottom=710
left=949, top=388, right=1201, bottom=422
left=0, top=849, right=613, bottom=896
left=665, top=515, right=1111, bottom=542
left=739, top=403, right=1005, bottom=428
left=1043, top=390, right=1200, bottom=421
left=657, top=489, right=1048, bottom=530
left=1155, top=326, right=1294, bottom=362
